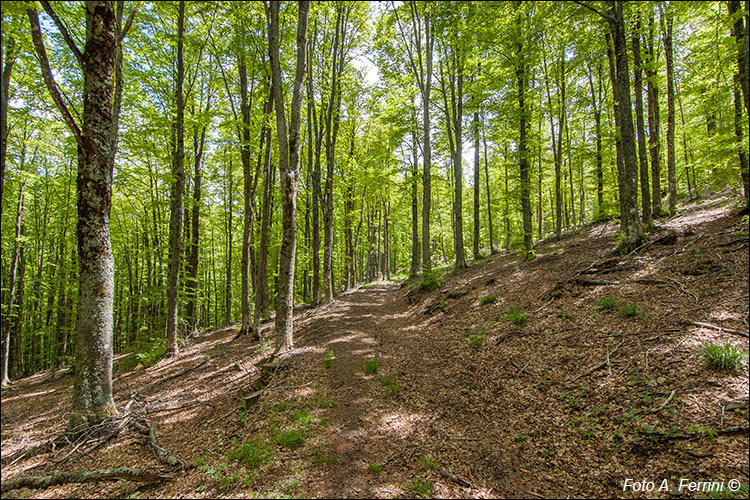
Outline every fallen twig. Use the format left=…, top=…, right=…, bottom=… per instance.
left=682, top=320, right=749, bottom=338
left=132, top=419, right=184, bottom=469
left=1, top=467, right=172, bottom=493
left=568, top=337, right=626, bottom=383
left=651, top=390, right=676, bottom=414
left=440, top=470, right=472, bottom=488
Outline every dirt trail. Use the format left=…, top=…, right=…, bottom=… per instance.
left=1, top=193, right=748, bottom=499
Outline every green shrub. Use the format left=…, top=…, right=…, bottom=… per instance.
left=419, top=456, right=439, bottom=469
left=276, top=429, right=306, bottom=448
left=368, top=464, right=383, bottom=473
left=136, top=343, right=166, bottom=368
left=479, top=294, right=499, bottom=306
left=503, top=305, right=530, bottom=325
left=419, top=271, right=443, bottom=292
left=701, top=342, right=746, bottom=371
left=617, top=301, right=639, bottom=317
left=273, top=401, right=291, bottom=413
left=467, top=334, right=487, bottom=350
left=227, top=439, right=271, bottom=469
left=596, top=297, right=617, bottom=310
left=323, top=349, right=334, bottom=369
left=514, top=434, right=528, bottom=442
left=293, top=410, right=314, bottom=425
left=364, top=359, right=379, bottom=375
left=405, top=477, right=433, bottom=498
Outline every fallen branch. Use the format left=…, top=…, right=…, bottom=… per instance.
left=440, top=470, right=472, bottom=488
left=681, top=320, right=749, bottom=338
left=132, top=420, right=183, bottom=469
left=651, top=390, right=676, bottom=414
left=575, top=277, right=620, bottom=286
left=634, top=425, right=749, bottom=443
left=1, top=467, right=172, bottom=493
left=568, top=338, right=626, bottom=383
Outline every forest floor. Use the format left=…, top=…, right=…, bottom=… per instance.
left=2, top=192, right=749, bottom=499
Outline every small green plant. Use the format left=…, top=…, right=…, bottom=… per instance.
left=617, top=301, right=639, bottom=317
left=378, top=376, right=401, bottom=397
left=687, top=425, right=718, bottom=442
left=368, top=464, right=383, bottom=473
left=310, top=446, right=336, bottom=465
left=503, top=305, right=530, bottom=325
left=293, top=410, right=314, bottom=425
left=514, top=434, right=528, bottom=442
left=540, top=448, right=553, bottom=457
left=273, top=401, right=291, bottom=413
left=560, top=390, right=580, bottom=408
left=700, top=342, right=746, bottom=371
left=479, top=294, right=499, bottom=306
left=227, top=439, right=271, bottom=469
left=364, top=359, right=379, bottom=375
left=419, top=456, right=439, bottom=470
left=276, top=429, right=306, bottom=448
left=254, top=339, right=272, bottom=354
left=311, top=393, right=334, bottom=409
left=323, top=349, right=334, bottom=369
left=467, top=334, right=487, bottom=350
left=419, top=270, right=443, bottom=292
left=404, top=477, right=433, bottom=498
left=596, top=297, right=617, bottom=310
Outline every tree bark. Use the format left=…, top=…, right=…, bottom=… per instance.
left=0, top=36, right=14, bottom=211
left=166, top=0, right=186, bottom=356
left=186, top=103, right=208, bottom=335
left=255, top=88, right=275, bottom=326
left=632, top=16, right=652, bottom=228
left=644, top=11, right=663, bottom=217
left=730, top=1, right=750, bottom=206
left=269, top=0, right=309, bottom=351
left=1, top=180, right=25, bottom=385
left=473, top=111, right=480, bottom=260
left=608, top=0, right=645, bottom=252
left=482, top=112, right=495, bottom=253
left=517, top=9, right=533, bottom=258
left=660, top=6, right=677, bottom=216
left=410, top=110, right=421, bottom=276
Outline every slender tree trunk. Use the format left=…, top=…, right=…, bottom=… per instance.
left=482, top=114, right=495, bottom=253
left=1, top=181, right=25, bottom=386
left=256, top=88, right=275, bottom=322
left=422, top=12, right=433, bottom=274
left=517, top=12, right=533, bottom=258
left=186, top=110, right=207, bottom=335
left=660, top=7, right=677, bottom=216
left=269, top=0, right=309, bottom=351
left=473, top=111, right=480, bottom=260
left=410, top=117, right=421, bottom=277
left=0, top=36, right=14, bottom=210
left=734, top=74, right=750, bottom=205
left=644, top=11, right=663, bottom=217
left=225, top=160, right=233, bottom=325
left=730, top=1, right=749, bottom=206
left=632, top=17, right=652, bottom=228
left=166, top=0, right=185, bottom=356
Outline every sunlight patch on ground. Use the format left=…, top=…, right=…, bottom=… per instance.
left=376, top=411, right=425, bottom=439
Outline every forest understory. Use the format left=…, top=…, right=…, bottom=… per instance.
left=1, top=192, right=748, bottom=499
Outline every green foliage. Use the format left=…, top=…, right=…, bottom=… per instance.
left=364, top=359, right=379, bottom=375
left=478, top=294, right=499, bottom=306
left=227, top=439, right=272, bottom=469
left=419, top=271, right=443, bottom=292
left=513, top=434, right=528, bottom=442
left=311, top=393, right=334, bottom=409
left=378, top=376, right=401, bottom=397
left=467, top=334, right=487, bottom=350
left=273, top=401, right=291, bottom=413
left=503, top=305, right=530, bottom=325
left=404, top=477, right=433, bottom=498
left=323, top=349, right=334, bottom=369
left=596, top=297, right=617, bottom=310
left=419, top=456, right=439, bottom=469
left=136, top=342, right=166, bottom=368
left=276, top=430, right=306, bottom=448
left=310, top=446, right=336, bottom=465
left=617, top=301, right=639, bottom=317
left=368, top=464, right=383, bottom=473
left=687, top=425, right=718, bottom=442
left=700, top=342, right=746, bottom=371
left=293, top=410, right=314, bottom=425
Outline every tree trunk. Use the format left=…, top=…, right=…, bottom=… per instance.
left=186, top=109, right=208, bottom=335
left=410, top=115, right=421, bottom=277
left=730, top=1, right=749, bottom=207
left=225, top=160, right=233, bottom=325
left=632, top=17, right=652, bottom=228
left=1, top=180, right=25, bottom=386
left=644, top=11, right=663, bottom=217
left=482, top=113, right=495, bottom=253
left=422, top=12, right=433, bottom=274
left=608, top=0, right=644, bottom=252
left=660, top=7, right=677, bottom=216
left=517, top=10, right=533, bottom=258
left=0, top=36, right=14, bottom=211
left=269, top=0, right=309, bottom=351
left=255, top=88, right=275, bottom=323
left=166, top=0, right=185, bottom=356
left=473, top=111, right=480, bottom=260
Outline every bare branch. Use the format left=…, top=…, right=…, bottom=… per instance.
left=572, top=0, right=611, bottom=21
left=40, top=0, right=84, bottom=67
left=120, top=1, right=142, bottom=41
left=27, top=7, right=82, bottom=147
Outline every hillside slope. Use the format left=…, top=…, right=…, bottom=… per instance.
left=2, top=194, right=748, bottom=499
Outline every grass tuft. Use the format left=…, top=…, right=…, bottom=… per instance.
left=364, top=359, right=379, bottom=375
left=479, top=294, right=499, bottom=306
left=404, top=477, right=433, bottom=498
left=467, top=334, right=487, bottom=350
left=596, top=297, right=617, bottom=310
left=503, top=305, right=530, bottom=325
left=617, top=301, right=639, bottom=317
left=276, top=430, right=306, bottom=448
left=700, top=342, right=746, bottom=371
left=227, top=439, right=272, bottom=469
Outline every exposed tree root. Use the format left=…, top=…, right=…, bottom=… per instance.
left=1, top=467, right=172, bottom=493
